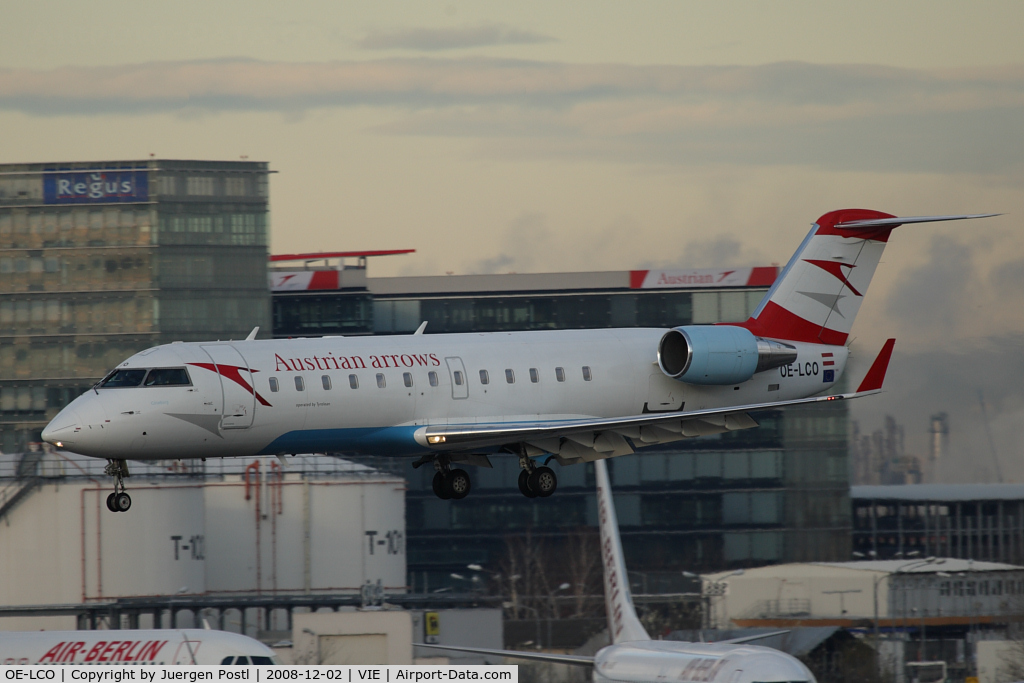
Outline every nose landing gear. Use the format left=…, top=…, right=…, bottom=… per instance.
left=103, top=459, right=132, bottom=512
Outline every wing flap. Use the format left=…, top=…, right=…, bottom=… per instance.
left=420, top=379, right=881, bottom=454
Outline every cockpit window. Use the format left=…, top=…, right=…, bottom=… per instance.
left=144, top=368, right=191, bottom=386
left=251, top=656, right=274, bottom=665
left=234, top=656, right=250, bottom=665
left=100, top=369, right=147, bottom=388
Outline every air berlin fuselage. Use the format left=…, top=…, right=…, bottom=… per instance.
left=43, top=328, right=846, bottom=461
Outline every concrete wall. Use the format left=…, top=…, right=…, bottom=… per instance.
left=978, top=640, right=1019, bottom=683
left=289, top=610, right=412, bottom=665
left=410, top=609, right=504, bottom=665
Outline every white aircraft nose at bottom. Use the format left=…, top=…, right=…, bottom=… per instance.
left=41, top=407, right=80, bottom=444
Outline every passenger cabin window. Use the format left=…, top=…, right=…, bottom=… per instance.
left=505, top=369, right=515, bottom=384
left=555, top=367, right=565, bottom=382
left=269, top=378, right=279, bottom=392
left=428, top=371, right=439, bottom=387
left=144, top=368, right=191, bottom=386
left=453, top=370, right=464, bottom=386
left=403, top=372, right=413, bottom=388
left=294, top=376, right=305, bottom=391
left=479, top=369, right=489, bottom=385
left=582, top=366, right=593, bottom=381
left=529, top=368, right=539, bottom=383
left=100, top=369, right=147, bottom=387
left=349, top=374, right=359, bottom=389
left=322, top=375, right=332, bottom=390
left=376, top=373, right=386, bottom=388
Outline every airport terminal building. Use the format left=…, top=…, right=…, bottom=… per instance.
left=271, top=259, right=853, bottom=588
left=0, top=159, right=272, bottom=452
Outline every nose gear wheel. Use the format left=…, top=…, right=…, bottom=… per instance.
left=103, top=459, right=132, bottom=512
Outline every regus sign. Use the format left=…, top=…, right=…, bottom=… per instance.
left=43, top=170, right=148, bottom=204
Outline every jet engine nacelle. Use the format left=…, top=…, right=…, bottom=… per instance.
left=657, top=325, right=797, bottom=385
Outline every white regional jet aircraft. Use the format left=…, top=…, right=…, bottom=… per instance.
left=416, top=458, right=816, bottom=682
left=0, top=628, right=277, bottom=665
left=41, top=209, right=995, bottom=511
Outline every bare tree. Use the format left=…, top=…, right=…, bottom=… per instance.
left=498, top=527, right=603, bottom=620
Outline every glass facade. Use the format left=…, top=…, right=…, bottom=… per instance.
left=271, top=278, right=850, bottom=591
left=0, top=160, right=272, bottom=451
left=274, top=289, right=765, bottom=337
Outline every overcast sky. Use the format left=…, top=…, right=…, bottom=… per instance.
left=2, top=1, right=1023, bottom=480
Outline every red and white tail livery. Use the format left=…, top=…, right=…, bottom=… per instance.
left=738, top=210, right=997, bottom=345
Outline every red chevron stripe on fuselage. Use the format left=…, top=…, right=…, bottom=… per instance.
left=187, top=363, right=272, bottom=407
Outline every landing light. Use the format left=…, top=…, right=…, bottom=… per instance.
left=428, top=435, right=446, bottom=444
left=55, top=442, right=63, bottom=448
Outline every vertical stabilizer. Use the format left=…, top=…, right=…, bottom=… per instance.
left=736, top=210, right=997, bottom=345
left=595, top=459, right=650, bottom=644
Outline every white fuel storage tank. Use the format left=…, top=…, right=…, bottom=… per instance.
left=0, top=451, right=406, bottom=631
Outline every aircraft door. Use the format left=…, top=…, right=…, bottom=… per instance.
left=445, top=356, right=469, bottom=400
left=200, top=344, right=256, bottom=429
left=172, top=639, right=202, bottom=664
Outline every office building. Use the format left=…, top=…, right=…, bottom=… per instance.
left=0, top=159, right=272, bottom=451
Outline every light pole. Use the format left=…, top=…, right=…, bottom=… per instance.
left=872, top=557, right=944, bottom=678
left=685, top=569, right=743, bottom=630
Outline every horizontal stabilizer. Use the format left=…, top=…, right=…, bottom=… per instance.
left=836, top=213, right=999, bottom=229
left=414, top=643, right=594, bottom=666
left=856, top=338, right=896, bottom=393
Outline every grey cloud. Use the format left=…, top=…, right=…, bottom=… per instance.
left=466, top=212, right=549, bottom=274
left=2, top=58, right=1022, bottom=115
left=636, top=235, right=766, bottom=270
left=358, top=24, right=555, bottom=51
left=990, top=257, right=1024, bottom=291
left=884, top=234, right=979, bottom=335
left=1, top=58, right=1023, bottom=174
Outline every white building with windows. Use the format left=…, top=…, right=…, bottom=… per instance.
left=702, top=559, right=1024, bottom=630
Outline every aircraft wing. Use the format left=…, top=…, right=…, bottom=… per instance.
left=422, top=339, right=894, bottom=461
left=415, top=643, right=594, bottom=666
left=715, top=630, right=790, bottom=645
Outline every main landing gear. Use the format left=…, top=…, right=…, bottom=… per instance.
left=431, top=456, right=472, bottom=501
left=416, top=449, right=558, bottom=500
left=517, top=452, right=557, bottom=499
left=104, top=459, right=132, bottom=512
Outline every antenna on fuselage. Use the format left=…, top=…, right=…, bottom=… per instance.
left=414, top=321, right=428, bottom=335
left=246, top=327, right=260, bottom=341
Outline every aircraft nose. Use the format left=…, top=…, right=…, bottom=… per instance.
left=42, top=406, right=81, bottom=447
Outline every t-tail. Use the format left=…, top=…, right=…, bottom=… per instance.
left=736, top=210, right=998, bottom=345
left=595, top=458, right=650, bottom=644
